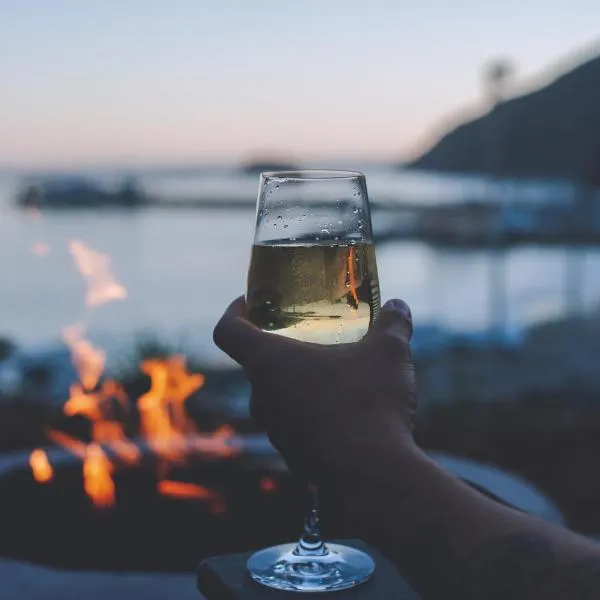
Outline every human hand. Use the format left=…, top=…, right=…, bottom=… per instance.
left=213, top=297, right=418, bottom=487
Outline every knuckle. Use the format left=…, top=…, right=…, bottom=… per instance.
left=212, top=317, right=228, bottom=348
left=379, top=331, right=411, bottom=357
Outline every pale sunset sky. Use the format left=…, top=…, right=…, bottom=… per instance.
left=0, top=0, right=598, bottom=168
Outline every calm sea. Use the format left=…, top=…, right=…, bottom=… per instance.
left=1, top=165, right=599, bottom=367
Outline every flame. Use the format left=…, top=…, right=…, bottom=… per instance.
left=68, top=239, right=127, bottom=307
left=208, top=425, right=237, bottom=459
left=61, top=380, right=139, bottom=504
left=30, top=449, right=53, bottom=483
left=47, top=426, right=118, bottom=509
left=84, top=444, right=115, bottom=509
left=64, top=380, right=128, bottom=419
left=137, top=355, right=205, bottom=461
left=64, top=381, right=140, bottom=466
left=158, top=480, right=216, bottom=500
left=32, top=241, right=51, bottom=257
left=62, top=325, right=105, bottom=391
left=260, top=476, right=278, bottom=494
left=48, top=424, right=135, bottom=508
left=38, top=239, right=239, bottom=511
left=158, top=481, right=227, bottom=514
left=346, top=247, right=360, bottom=308
left=47, top=429, right=87, bottom=459
left=96, top=423, right=140, bottom=466
left=51, top=353, right=231, bottom=508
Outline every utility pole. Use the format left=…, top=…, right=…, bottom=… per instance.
left=483, top=59, right=514, bottom=343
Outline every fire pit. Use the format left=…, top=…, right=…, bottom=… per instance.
left=0, top=434, right=307, bottom=572
left=0, top=237, right=564, bottom=582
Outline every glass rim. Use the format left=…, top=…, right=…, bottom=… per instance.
left=261, top=169, right=364, bottom=182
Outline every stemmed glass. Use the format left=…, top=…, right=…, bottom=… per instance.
left=245, top=170, right=380, bottom=592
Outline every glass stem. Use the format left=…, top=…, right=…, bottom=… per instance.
left=293, top=482, right=328, bottom=557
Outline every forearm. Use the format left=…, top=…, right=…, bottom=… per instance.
left=341, top=446, right=600, bottom=600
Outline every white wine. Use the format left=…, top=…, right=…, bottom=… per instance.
left=247, top=241, right=380, bottom=344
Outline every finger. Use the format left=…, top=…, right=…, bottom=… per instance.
left=249, top=391, right=271, bottom=427
left=213, top=296, right=279, bottom=368
left=366, top=298, right=413, bottom=344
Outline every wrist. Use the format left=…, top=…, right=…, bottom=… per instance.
left=331, top=442, right=429, bottom=540
left=320, top=430, right=425, bottom=497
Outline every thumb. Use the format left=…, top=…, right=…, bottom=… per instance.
left=213, top=296, right=277, bottom=368
left=365, top=299, right=413, bottom=346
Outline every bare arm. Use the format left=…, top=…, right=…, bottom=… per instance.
left=343, top=445, right=600, bottom=599
left=214, top=297, right=600, bottom=599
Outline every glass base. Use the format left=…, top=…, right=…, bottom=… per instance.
left=247, top=542, right=375, bottom=592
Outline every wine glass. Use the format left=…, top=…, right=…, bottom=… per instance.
left=245, top=170, right=380, bottom=592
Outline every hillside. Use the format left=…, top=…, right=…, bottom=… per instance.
left=410, top=51, right=600, bottom=182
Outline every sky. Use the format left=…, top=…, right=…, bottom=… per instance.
left=0, top=0, right=599, bottom=168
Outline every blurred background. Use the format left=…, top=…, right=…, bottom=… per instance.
left=1, top=1, right=600, bottom=597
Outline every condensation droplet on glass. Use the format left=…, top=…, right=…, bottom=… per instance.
left=315, top=236, right=320, bottom=241
left=268, top=322, right=274, bottom=327
left=358, top=223, right=364, bottom=229
left=283, top=224, right=288, bottom=229
left=337, top=220, right=343, bottom=225
left=320, top=228, right=330, bottom=235
left=352, top=208, right=359, bottom=214
left=277, top=215, right=282, bottom=220
left=275, top=184, right=280, bottom=190
left=334, top=236, right=339, bottom=241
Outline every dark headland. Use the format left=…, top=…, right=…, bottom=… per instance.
left=410, top=50, right=600, bottom=183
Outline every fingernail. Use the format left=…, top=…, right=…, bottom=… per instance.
left=383, top=299, right=411, bottom=321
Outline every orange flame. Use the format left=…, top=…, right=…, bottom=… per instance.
left=136, top=357, right=238, bottom=505
left=346, top=247, right=360, bottom=308
left=47, top=429, right=87, bottom=459
left=158, top=481, right=227, bottom=514
left=84, top=443, right=115, bottom=509
left=30, top=449, right=53, bottom=483
left=158, top=480, right=216, bottom=499
left=62, top=325, right=106, bottom=391
left=50, top=352, right=233, bottom=509
left=48, top=428, right=119, bottom=508
left=41, top=240, right=238, bottom=511
left=50, top=381, right=133, bottom=509
left=96, top=423, right=141, bottom=466
left=260, top=476, right=278, bottom=494
left=63, top=380, right=128, bottom=418
left=68, top=239, right=127, bottom=307
left=64, top=381, right=140, bottom=466
left=137, top=355, right=205, bottom=461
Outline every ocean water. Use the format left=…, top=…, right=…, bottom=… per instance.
left=1, top=166, right=599, bottom=367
